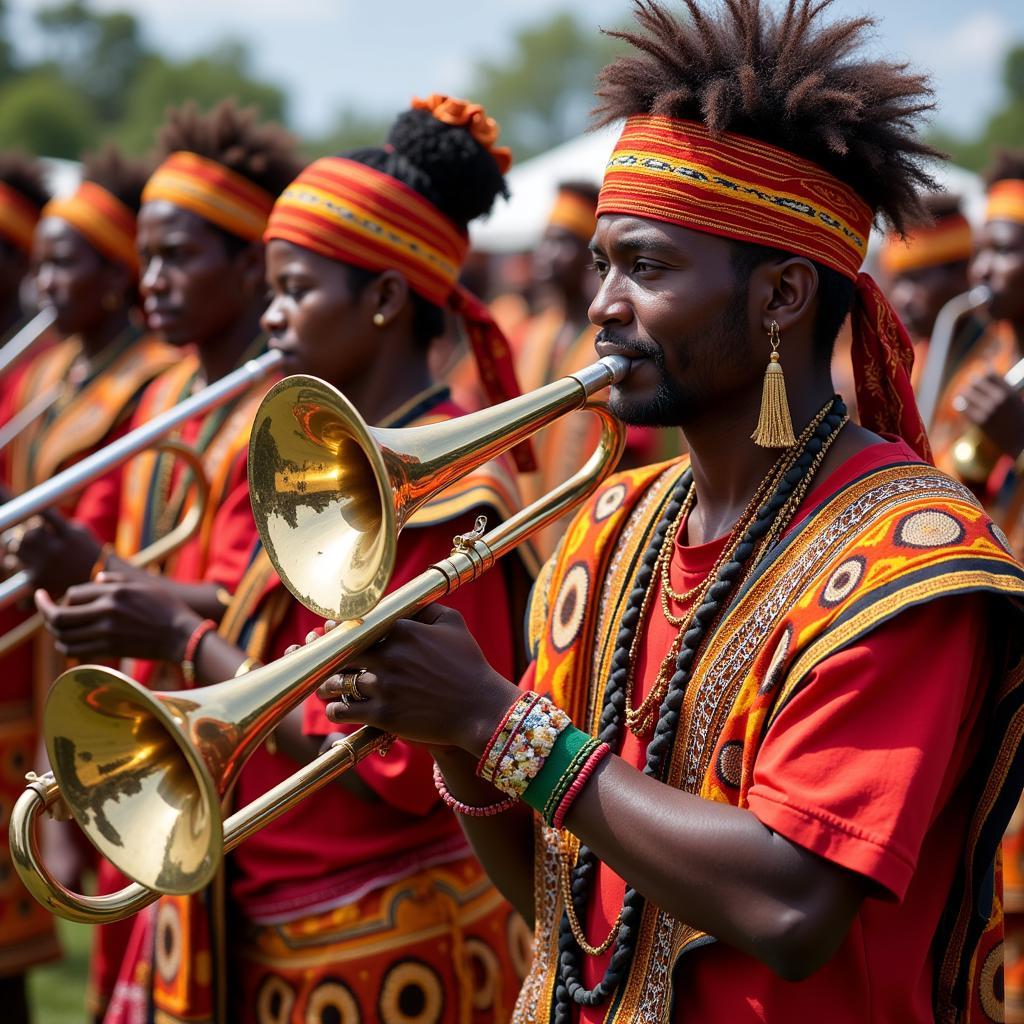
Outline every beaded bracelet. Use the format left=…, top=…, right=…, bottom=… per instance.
left=432, top=762, right=518, bottom=817
left=521, top=727, right=594, bottom=821
left=181, top=619, right=217, bottom=687
left=551, top=742, right=610, bottom=829
left=477, top=691, right=571, bottom=798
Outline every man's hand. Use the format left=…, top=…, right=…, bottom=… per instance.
left=312, top=605, right=521, bottom=756
left=955, top=373, right=1024, bottom=459
left=13, top=511, right=102, bottom=597
left=35, top=571, right=204, bottom=662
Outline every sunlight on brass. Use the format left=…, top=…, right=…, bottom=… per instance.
left=11, top=356, right=629, bottom=919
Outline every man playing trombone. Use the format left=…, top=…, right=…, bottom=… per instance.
left=309, top=2, right=1024, bottom=1021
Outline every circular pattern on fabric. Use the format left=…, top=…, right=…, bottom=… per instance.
left=464, top=937, right=500, bottom=1012
left=257, top=974, right=296, bottom=1024
left=990, top=521, right=1014, bottom=555
left=551, top=562, right=590, bottom=653
left=377, top=960, right=443, bottom=1024
left=759, top=624, right=793, bottom=696
left=894, top=510, right=965, bottom=549
left=820, top=555, right=867, bottom=609
left=979, top=941, right=1004, bottom=1022
left=507, top=910, right=534, bottom=980
left=594, top=483, right=627, bottom=522
left=715, top=740, right=744, bottom=789
left=305, top=979, right=361, bottom=1024
left=154, top=900, right=182, bottom=983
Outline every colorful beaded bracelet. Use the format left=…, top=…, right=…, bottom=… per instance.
left=433, top=762, right=518, bottom=817
left=477, top=691, right=571, bottom=799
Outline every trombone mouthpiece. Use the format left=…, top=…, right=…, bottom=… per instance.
left=598, top=354, right=632, bottom=384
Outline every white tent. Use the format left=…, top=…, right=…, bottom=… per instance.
left=470, top=125, right=985, bottom=255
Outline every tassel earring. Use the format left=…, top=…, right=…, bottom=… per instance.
left=751, top=320, right=796, bottom=448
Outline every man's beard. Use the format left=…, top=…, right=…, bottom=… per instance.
left=600, top=303, right=749, bottom=428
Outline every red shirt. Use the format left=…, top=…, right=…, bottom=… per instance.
left=225, top=517, right=520, bottom=922
left=562, top=439, right=991, bottom=1022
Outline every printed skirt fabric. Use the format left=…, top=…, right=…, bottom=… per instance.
left=234, top=854, right=533, bottom=1024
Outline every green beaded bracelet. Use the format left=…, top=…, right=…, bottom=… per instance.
left=522, top=726, right=592, bottom=818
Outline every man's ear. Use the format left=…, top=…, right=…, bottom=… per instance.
left=747, top=256, right=819, bottom=339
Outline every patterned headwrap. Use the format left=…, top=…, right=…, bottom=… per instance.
left=142, top=151, right=275, bottom=242
left=548, top=187, right=598, bottom=243
left=265, top=108, right=535, bottom=471
left=598, top=115, right=932, bottom=461
left=986, top=179, right=1024, bottom=227
left=879, top=212, right=973, bottom=277
left=42, top=181, right=139, bottom=272
left=0, top=181, right=42, bottom=254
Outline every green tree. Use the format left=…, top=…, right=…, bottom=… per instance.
left=115, top=41, right=287, bottom=154
left=33, top=1, right=148, bottom=123
left=0, top=1, right=15, bottom=85
left=0, top=70, right=98, bottom=157
left=468, top=12, right=625, bottom=160
left=930, top=42, right=1024, bottom=172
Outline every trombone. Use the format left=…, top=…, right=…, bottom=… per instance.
left=9, top=354, right=630, bottom=922
left=0, top=306, right=58, bottom=378
left=0, top=441, right=209, bottom=657
left=915, top=285, right=991, bottom=429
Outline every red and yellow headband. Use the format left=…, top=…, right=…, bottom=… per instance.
left=142, top=151, right=275, bottom=242
left=879, top=213, right=973, bottom=276
left=266, top=153, right=535, bottom=470
left=549, top=189, right=598, bottom=243
left=986, top=179, right=1024, bottom=227
left=599, top=115, right=931, bottom=460
left=42, top=181, right=138, bottom=272
left=0, top=182, right=42, bottom=254
left=268, top=156, right=469, bottom=307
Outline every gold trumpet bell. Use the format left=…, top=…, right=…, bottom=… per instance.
left=44, top=667, right=222, bottom=894
left=248, top=375, right=398, bottom=621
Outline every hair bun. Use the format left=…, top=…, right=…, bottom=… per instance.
left=385, top=104, right=509, bottom=229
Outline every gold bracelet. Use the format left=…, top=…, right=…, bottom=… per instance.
left=234, top=657, right=260, bottom=677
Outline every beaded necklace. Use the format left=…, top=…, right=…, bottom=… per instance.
left=554, top=396, right=848, bottom=1020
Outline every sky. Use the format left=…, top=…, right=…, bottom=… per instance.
left=11, top=0, right=1024, bottom=140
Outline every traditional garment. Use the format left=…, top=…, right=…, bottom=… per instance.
left=106, top=386, right=532, bottom=1024
left=516, top=445, right=1024, bottom=1023
left=0, top=326, right=175, bottom=980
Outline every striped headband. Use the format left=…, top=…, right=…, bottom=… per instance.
left=0, top=182, right=42, bottom=254
left=598, top=115, right=931, bottom=461
left=549, top=189, right=597, bottom=243
left=986, top=179, right=1024, bottom=227
left=879, top=213, right=973, bottom=276
left=142, top=151, right=275, bottom=242
left=266, top=156, right=535, bottom=470
left=43, top=181, right=138, bottom=272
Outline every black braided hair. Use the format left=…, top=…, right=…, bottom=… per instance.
left=0, top=151, right=50, bottom=215
left=554, top=397, right=848, bottom=1018
left=342, top=106, right=510, bottom=347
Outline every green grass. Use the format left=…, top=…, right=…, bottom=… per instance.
left=27, top=918, right=91, bottom=1024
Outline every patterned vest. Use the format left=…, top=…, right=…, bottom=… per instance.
left=518, top=456, right=1024, bottom=1024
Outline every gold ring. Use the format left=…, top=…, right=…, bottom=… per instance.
left=339, top=669, right=368, bottom=702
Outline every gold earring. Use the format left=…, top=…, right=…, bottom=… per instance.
left=373, top=312, right=385, bottom=327
left=751, top=320, right=796, bottom=448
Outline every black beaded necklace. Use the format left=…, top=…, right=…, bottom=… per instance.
left=554, top=396, right=849, bottom=1020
